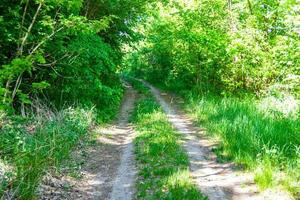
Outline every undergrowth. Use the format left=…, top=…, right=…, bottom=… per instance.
left=185, top=94, right=300, bottom=196
left=0, top=107, right=95, bottom=199
left=132, top=95, right=206, bottom=200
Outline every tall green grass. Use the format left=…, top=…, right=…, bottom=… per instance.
left=132, top=97, right=206, bottom=200
left=185, top=95, right=300, bottom=195
left=0, top=108, right=95, bottom=199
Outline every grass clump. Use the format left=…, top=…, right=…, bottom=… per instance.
left=0, top=107, right=95, bottom=199
left=132, top=97, right=206, bottom=200
left=185, top=94, right=300, bottom=195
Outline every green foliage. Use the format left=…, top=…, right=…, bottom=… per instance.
left=44, top=33, right=124, bottom=122
left=32, top=81, right=50, bottom=92
left=82, top=0, right=156, bottom=45
left=0, top=0, right=150, bottom=121
left=125, top=0, right=300, bottom=96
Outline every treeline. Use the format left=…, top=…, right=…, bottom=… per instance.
left=0, top=0, right=151, bottom=121
left=126, top=0, right=299, bottom=97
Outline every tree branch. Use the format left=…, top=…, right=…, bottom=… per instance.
left=18, top=0, right=30, bottom=50
left=18, top=2, right=43, bottom=56
left=30, top=26, right=64, bottom=54
left=247, top=0, right=253, bottom=15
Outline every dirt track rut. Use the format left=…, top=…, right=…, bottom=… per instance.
left=145, top=82, right=291, bottom=200
left=38, top=83, right=137, bottom=200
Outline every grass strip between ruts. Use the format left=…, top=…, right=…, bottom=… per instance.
left=131, top=90, right=206, bottom=200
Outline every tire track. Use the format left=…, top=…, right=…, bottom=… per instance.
left=78, top=83, right=138, bottom=200
left=38, top=83, right=138, bottom=200
left=109, top=84, right=137, bottom=200
left=145, top=82, right=291, bottom=200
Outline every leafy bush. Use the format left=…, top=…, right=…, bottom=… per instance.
left=45, top=33, right=124, bottom=122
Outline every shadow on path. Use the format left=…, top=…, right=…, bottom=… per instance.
left=39, top=84, right=138, bottom=200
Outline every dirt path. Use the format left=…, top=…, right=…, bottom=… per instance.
left=145, top=82, right=291, bottom=200
left=109, top=84, right=137, bottom=200
left=38, top=83, right=137, bottom=200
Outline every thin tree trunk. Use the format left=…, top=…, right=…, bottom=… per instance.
left=18, top=0, right=30, bottom=50
left=247, top=0, right=253, bottom=15
left=21, top=103, right=26, bottom=117
left=11, top=75, right=22, bottom=100
left=85, top=0, right=90, bottom=17
left=18, top=2, right=42, bottom=56
left=30, top=27, right=63, bottom=54
left=3, top=80, right=11, bottom=103
left=228, top=0, right=237, bottom=32
left=12, top=2, right=42, bottom=102
left=5, top=0, right=30, bottom=103
left=228, top=0, right=232, bottom=10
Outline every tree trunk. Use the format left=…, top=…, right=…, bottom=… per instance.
left=18, top=2, right=43, bottom=56
left=247, top=0, right=253, bottom=15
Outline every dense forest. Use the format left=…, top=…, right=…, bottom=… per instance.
left=0, top=0, right=299, bottom=199
left=0, top=0, right=153, bottom=120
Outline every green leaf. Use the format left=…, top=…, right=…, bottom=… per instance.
left=32, top=81, right=50, bottom=91
left=17, top=92, right=32, bottom=105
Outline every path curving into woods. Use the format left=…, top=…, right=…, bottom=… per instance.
left=38, top=81, right=291, bottom=200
